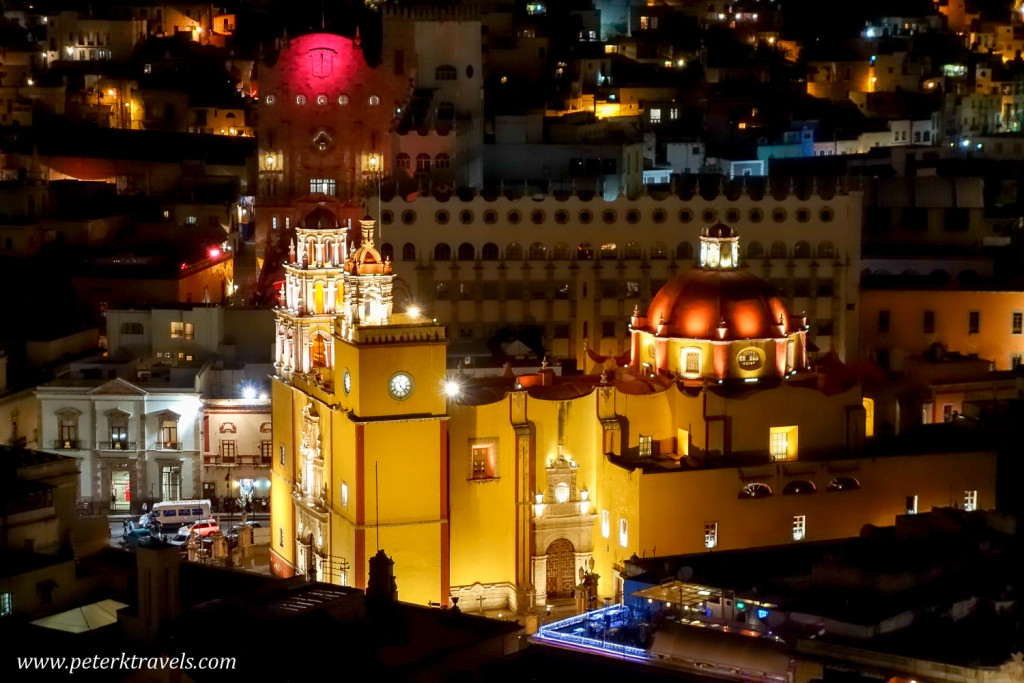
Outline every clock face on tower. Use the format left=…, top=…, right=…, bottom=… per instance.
left=387, top=372, right=414, bottom=401
left=343, top=369, right=352, bottom=395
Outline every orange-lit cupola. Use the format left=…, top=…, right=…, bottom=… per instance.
left=630, top=224, right=808, bottom=382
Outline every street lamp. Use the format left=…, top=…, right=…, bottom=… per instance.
left=366, top=152, right=382, bottom=244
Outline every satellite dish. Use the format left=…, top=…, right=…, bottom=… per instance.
left=676, top=566, right=694, bottom=582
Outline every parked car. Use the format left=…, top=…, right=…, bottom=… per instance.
left=122, top=528, right=155, bottom=548
left=166, top=531, right=191, bottom=547
left=179, top=518, right=220, bottom=538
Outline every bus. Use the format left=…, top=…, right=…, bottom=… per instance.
left=148, top=499, right=213, bottom=531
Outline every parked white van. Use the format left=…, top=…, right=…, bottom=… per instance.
left=149, top=500, right=213, bottom=530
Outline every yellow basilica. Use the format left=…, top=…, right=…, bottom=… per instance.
left=271, top=213, right=995, bottom=614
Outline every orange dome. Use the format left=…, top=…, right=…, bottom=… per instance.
left=644, top=266, right=791, bottom=340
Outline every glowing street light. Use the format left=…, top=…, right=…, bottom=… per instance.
left=407, top=305, right=420, bottom=318
left=444, top=379, right=461, bottom=398
left=239, top=383, right=258, bottom=401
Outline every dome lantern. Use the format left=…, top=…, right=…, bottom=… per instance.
left=699, top=223, right=740, bottom=270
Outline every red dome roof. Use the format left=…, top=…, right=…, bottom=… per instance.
left=644, top=266, right=791, bottom=340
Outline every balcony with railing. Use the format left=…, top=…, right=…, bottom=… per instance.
left=203, top=453, right=272, bottom=467
left=153, top=441, right=183, bottom=451
left=97, top=441, right=137, bottom=451
left=52, top=439, right=85, bottom=450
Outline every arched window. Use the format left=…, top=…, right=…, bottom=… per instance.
left=624, top=241, right=642, bottom=259
left=770, top=241, right=788, bottom=259
left=600, top=243, right=618, bottom=259
left=435, top=153, right=450, bottom=169
left=457, top=242, right=475, bottom=261
left=416, top=154, right=431, bottom=172
left=738, top=482, right=773, bottom=499
left=783, top=480, right=816, bottom=495
left=402, top=243, right=416, bottom=261
left=676, top=242, right=693, bottom=260
left=651, top=242, right=667, bottom=260
left=529, top=242, right=547, bottom=260
left=577, top=243, right=593, bottom=260
left=435, top=64, right=457, bottom=80
left=437, top=102, right=455, bottom=119
left=434, top=243, right=451, bottom=261
left=311, top=335, right=327, bottom=368
left=553, top=243, right=571, bottom=260
left=827, top=476, right=861, bottom=492
left=482, top=242, right=499, bottom=260
left=794, top=241, right=811, bottom=258
left=381, top=242, right=394, bottom=262
left=747, top=241, right=764, bottom=259
left=396, top=153, right=411, bottom=170
left=506, top=242, right=523, bottom=260
left=818, top=240, right=835, bottom=259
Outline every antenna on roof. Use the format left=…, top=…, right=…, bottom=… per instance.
left=375, top=461, right=380, bottom=552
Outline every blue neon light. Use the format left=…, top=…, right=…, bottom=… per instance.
left=757, top=608, right=769, bottom=619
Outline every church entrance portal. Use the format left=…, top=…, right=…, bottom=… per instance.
left=545, top=538, right=575, bottom=598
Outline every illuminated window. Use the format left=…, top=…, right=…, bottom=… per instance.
left=161, top=465, right=181, bottom=499
left=1013, top=312, right=1022, bottom=335
left=906, top=495, right=918, bottom=514
left=160, top=418, right=178, bottom=448
left=617, top=518, right=629, bottom=548
left=311, top=336, right=327, bottom=368
left=309, top=178, right=336, bottom=195
left=186, top=215, right=197, bottom=224
left=170, top=321, right=193, bottom=339
left=705, top=522, right=718, bottom=549
left=649, top=107, right=662, bottom=123
left=0, top=592, right=11, bottom=616
left=601, top=509, right=610, bottom=538
left=639, top=435, right=652, bottom=457
left=471, top=442, right=497, bottom=479
left=769, top=426, right=797, bottom=460
left=341, top=482, right=349, bottom=508
left=272, top=216, right=278, bottom=231
left=964, top=490, right=978, bottom=511
left=792, top=515, right=806, bottom=541
left=681, top=348, right=701, bottom=378
left=863, top=397, right=875, bottom=437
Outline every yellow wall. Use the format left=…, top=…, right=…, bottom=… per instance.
left=448, top=399, right=518, bottom=588
left=363, top=419, right=444, bottom=603
left=638, top=451, right=996, bottom=555
left=270, top=379, right=296, bottom=572
left=336, top=338, right=447, bottom=418
left=861, top=289, right=1024, bottom=370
